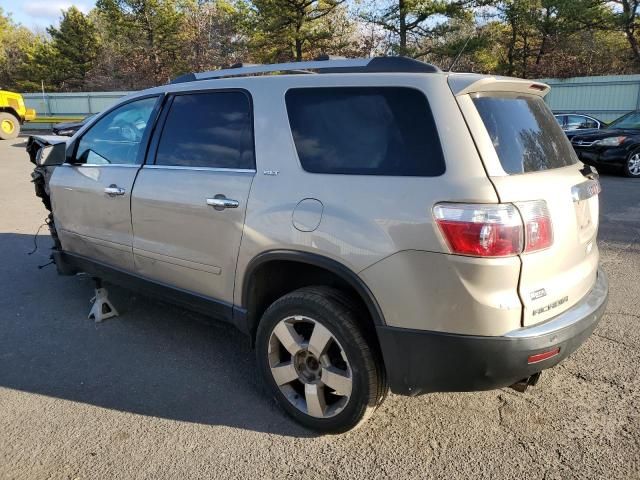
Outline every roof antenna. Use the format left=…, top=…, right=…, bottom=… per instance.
left=448, top=35, right=472, bottom=72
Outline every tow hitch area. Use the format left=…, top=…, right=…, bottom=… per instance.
left=509, top=372, right=542, bottom=393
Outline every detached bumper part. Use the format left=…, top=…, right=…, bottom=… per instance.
left=377, top=269, right=608, bottom=396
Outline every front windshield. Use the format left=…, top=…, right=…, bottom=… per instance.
left=608, top=112, right=640, bottom=129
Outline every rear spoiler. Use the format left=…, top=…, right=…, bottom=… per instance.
left=448, top=74, right=550, bottom=97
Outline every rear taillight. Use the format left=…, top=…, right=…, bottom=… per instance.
left=433, top=203, right=523, bottom=257
left=516, top=200, right=553, bottom=253
left=433, top=201, right=553, bottom=258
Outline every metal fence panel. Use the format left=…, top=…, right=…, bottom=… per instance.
left=21, top=92, right=130, bottom=130
left=20, top=74, right=640, bottom=129
left=539, top=75, right=640, bottom=122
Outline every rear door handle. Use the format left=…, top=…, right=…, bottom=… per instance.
left=206, top=196, right=239, bottom=210
left=104, top=185, right=126, bottom=196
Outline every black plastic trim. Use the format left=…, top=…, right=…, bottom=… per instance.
left=171, top=73, right=197, bottom=84
left=170, top=57, right=441, bottom=83
left=377, top=275, right=608, bottom=396
left=242, top=250, right=386, bottom=329
left=316, top=59, right=440, bottom=74
left=60, top=251, right=245, bottom=330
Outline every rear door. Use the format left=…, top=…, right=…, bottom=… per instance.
left=131, top=90, right=255, bottom=305
left=457, top=87, right=600, bottom=326
left=49, top=96, right=160, bottom=271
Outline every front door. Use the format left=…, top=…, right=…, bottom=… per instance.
left=131, top=90, right=255, bottom=305
left=48, top=96, right=160, bottom=271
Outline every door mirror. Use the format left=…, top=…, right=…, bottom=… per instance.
left=35, top=142, right=67, bottom=167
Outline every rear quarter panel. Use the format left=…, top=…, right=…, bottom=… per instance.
left=231, top=73, right=502, bottom=313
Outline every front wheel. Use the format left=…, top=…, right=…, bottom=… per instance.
left=0, top=112, right=20, bottom=140
left=256, top=287, right=385, bottom=433
left=624, top=149, right=640, bottom=178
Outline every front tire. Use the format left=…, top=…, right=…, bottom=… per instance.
left=256, top=287, right=385, bottom=433
left=0, top=112, right=20, bottom=140
left=624, top=149, right=640, bottom=178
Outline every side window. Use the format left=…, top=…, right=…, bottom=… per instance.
left=155, top=91, right=254, bottom=169
left=75, top=97, right=157, bottom=165
left=285, top=87, right=445, bottom=176
left=554, top=115, right=566, bottom=128
left=567, top=115, right=593, bottom=130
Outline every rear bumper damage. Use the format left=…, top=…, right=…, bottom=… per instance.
left=376, top=269, right=608, bottom=396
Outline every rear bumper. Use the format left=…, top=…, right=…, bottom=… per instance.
left=377, top=269, right=608, bottom=396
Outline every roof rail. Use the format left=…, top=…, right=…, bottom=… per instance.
left=170, top=56, right=441, bottom=84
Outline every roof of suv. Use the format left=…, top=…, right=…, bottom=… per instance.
left=125, top=56, right=550, bottom=102
left=169, top=56, right=442, bottom=84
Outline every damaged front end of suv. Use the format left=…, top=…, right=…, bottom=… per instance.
left=26, top=136, right=75, bottom=275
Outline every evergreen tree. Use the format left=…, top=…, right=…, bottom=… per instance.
left=249, top=0, right=347, bottom=62
left=47, top=7, right=99, bottom=89
left=95, top=0, right=185, bottom=86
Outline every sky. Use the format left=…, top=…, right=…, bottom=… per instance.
left=1, top=0, right=95, bottom=31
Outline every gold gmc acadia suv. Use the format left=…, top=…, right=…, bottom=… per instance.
left=28, top=57, right=608, bottom=433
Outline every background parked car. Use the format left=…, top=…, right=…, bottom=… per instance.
left=52, top=113, right=97, bottom=136
left=571, top=111, right=640, bottom=177
left=555, top=113, right=606, bottom=140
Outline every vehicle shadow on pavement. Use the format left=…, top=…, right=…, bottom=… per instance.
left=0, top=233, right=316, bottom=438
left=10, top=140, right=27, bottom=148
left=596, top=175, right=640, bottom=245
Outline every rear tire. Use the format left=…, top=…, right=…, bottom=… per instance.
left=0, top=112, right=20, bottom=140
left=256, top=286, right=385, bottom=433
left=624, top=149, right=640, bottom=178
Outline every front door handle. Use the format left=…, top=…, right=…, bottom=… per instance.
left=206, top=195, right=239, bottom=210
left=104, top=185, right=126, bottom=196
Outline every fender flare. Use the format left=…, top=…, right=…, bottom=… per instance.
left=241, top=249, right=387, bottom=329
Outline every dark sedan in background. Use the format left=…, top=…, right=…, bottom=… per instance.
left=52, top=113, right=97, bottom=136
left=571, top=111, right=640, bottom=177
left=555, top=113, right=605, bottom=131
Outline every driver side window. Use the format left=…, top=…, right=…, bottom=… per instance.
left=75, top=96, right=158, bottom=165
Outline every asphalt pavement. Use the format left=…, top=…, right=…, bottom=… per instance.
left=0, top=137, right=638, bottom=479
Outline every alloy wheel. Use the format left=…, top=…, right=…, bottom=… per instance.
left=628, top=153, right=640, bottom=176
left=268, top=315, right=352, bottom=419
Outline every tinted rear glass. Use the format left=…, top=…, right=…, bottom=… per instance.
left=285, top=87, right=445, bottom=176
left=472, top=94, right=577, bottom=174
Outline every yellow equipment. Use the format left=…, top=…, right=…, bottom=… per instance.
left=0, top=90, right=36, bottom=140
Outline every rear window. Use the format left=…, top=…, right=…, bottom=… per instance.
left=285, top=87, right=445, bottom=176
left=472, top=94, right=577, bottom=174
